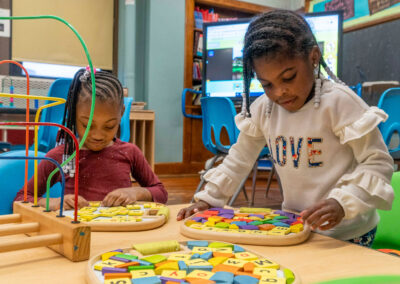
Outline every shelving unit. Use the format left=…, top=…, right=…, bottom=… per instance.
left=156, top=0, right=272, bottom=175
left=129, top=110, right=155, bottom=171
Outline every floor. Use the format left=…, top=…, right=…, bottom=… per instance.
left=160, top=171, right=283, bottom=209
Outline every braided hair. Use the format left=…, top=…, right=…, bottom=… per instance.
left=57, top=68, right=123, bottom=175
left=242, top=10, right=343, bottom=117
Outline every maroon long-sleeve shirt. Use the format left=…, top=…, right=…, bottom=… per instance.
left=14, top=139, right=167, bottom=203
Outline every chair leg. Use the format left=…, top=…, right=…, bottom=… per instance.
left=250, top=161, right=258, bottom=206
left=228, top=171, right=251, bottom=207
left=191, top=154, right=222, bottom=203
left=265, top=165, right=275, bottom=198
left=276, top=170, right=283, bottom=198
left=242, top=184, right=249, bottom=201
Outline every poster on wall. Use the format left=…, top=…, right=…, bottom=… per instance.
left=0, top=8, right=11, bottom=38
left=308, top=0, right=400, bottom=30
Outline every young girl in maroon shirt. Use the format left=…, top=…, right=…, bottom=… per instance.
left=14, top=69, right=167, bottom=210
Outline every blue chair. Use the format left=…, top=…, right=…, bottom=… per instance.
left=192, top=97, right=273, bottom=206
left=0, top=150, right=47, bottom=215
left=350, top=83, right=362, bottom=97
left=36, top=78, right=72, bottom=153
left=120, top=97, right=133, bottom=142
left=377, top=88, right=400, bottom=159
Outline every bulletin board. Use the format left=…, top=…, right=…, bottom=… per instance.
left=307, top=0, right=400, bottom=31
left=341, top=18, right=400, bottom=91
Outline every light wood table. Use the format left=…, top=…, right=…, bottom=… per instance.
left=129, top=110, right=155, bottom=170
left=0, top=204, right=400, bottom=283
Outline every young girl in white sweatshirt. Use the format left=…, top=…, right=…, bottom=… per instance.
left=177, top=10, right=394, bottom=247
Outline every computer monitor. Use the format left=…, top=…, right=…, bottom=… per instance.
left=202, top=11, right=343, bottom=99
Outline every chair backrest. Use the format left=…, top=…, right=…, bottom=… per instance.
left=120, top=97, right=133, bottom=142
left=349, top=83, right=362, bottom=97
left=0, top=150, right=46, bottom=215
left=372, top=171, right=400, bottom=250
left=377, top=88, right=400, bottom=155
left=36, top=78, right=72, bottom=153
left=200, top=97, right=239, bottom=155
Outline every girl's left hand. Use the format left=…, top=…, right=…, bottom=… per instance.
left=300, top=198, right=345, bottom=231
left=102, top=187, right=151, bottom=207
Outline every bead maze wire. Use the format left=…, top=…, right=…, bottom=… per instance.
left=0, top=156, right=65, bottom=216
left=0, top=15, right=97, bottom=222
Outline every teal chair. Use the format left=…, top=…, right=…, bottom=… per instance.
left=316, top=275, right=400, bottom=284
left=372, top=171, right=400, bottom=251
left=377, top=88, right=400, bottom=159
left=36, top=78, right=72, bottom=153
left=0, top=150, right=47, bottom=214
left=350, top=83, right=362, bottom=97
left=192, top=96, right=271, bottom=206
left=120, top=97, right=133, bottom=142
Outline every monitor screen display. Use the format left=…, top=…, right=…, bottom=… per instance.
left=202, top=11, right=343, bottom=99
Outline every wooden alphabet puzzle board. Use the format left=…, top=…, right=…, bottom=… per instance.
left=62, top=202, right=169, bottom=232
left=180, top=207, right=310, bottom=246
left=86, top=240, right=300, bottom=284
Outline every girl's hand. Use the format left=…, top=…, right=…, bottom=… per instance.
left=63, top=194, right=89, bottom=210
left=177, top=200, right=211, bottom=221
left=38, top=197, right=61, bottom=211
left=37, top=194, right=89, bottom=211
left=300, top=198, right=345, bottom=231
left=102, top=187, right=152, bottom=207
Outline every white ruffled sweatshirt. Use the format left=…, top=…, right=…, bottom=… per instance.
left=195, top=79, right=394, bottom=240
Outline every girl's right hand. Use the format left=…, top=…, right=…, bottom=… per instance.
left=63, top=194, right=89, bottom=210
left=177, top=200, right=211, bottom=221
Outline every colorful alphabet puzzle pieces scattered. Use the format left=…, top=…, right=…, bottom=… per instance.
left=63, top=202, right=169, bottom=223
left=185, top=207, right=304, bottom=236
left=89, top=241, right=296, bottom=284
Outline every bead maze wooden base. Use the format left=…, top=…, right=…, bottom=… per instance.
left=62, top=202, right=169, bottom=232
left=180, top=207, right=311, bottom=246
left=86, top=240, right=301, bottom=284
left=0, top=201, right=90, bottom=262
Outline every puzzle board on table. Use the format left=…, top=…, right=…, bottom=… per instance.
left=86, top=240, right=300, bottom=284
left=63, top=202, right=169, bottom=232
left=180, top=207, right=310, bottom=246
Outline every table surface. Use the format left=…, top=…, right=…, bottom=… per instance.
left=1, top=204, right=400, bottom=284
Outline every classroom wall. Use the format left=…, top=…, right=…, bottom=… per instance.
left=241, top=0, right=291, bottom=9
left=118, top=0, right=298, bottom=164
left=118, top=0, right=185, bottom=163
left=239, top=0, right=304, bottom=11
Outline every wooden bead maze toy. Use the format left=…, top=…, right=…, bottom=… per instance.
left=86, top=240, right=301, bottom=284
left=180, top=207, right=311, bottom=246
left=0, top=15, right=99, bottom=261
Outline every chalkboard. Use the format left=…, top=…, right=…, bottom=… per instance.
left=342, top=18, right=400, bottom=86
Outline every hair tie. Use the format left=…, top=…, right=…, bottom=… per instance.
left=79, top=65, right=96, bottom=83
